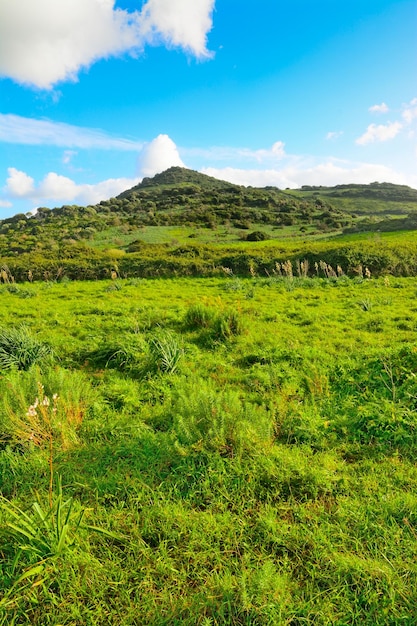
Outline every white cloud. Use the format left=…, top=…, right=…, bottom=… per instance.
left=138, top=134, right=185, bottom=177
left=1, top=132, right=185, bottom=211
left=3, top=167, right=139, bottom=206
left=402, top=98, right=417, bottom=124
left=369, top=102, right=389, bottom=114
left=201, top=161, right=411, bottom=189
left=0, top=199, right=12, bottom=208
left=5, top=167, right=35, bottom=196
left=356, top=98, right=417, bottom=146
left=355, top=121, right=402, bottom=145
left=37, top=173, right=79, bottom=202
left=0, top=114, right=144, bottom=150
left=243, top=141, right=286, bottom=162
left=0, top=0, right=215, bottom=89
left=140, top=0, right=215, bottom=58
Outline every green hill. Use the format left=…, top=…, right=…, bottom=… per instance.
left=1, top=167, right=417, bottom=281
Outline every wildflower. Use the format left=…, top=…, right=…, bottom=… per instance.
left=27, top=405, right=37, bottom=418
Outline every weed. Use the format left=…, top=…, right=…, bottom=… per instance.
left=105, top=281, right=123, bottom=292
left=359, top=298, right=373, bottom=311
left=1, top=477, right=87, bottom=561
left=147, top=331, right=183, bottom=373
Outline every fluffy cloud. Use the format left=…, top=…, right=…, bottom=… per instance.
left=140, top=0, right=215, bottom=58
left=2, top=132, right=184, bottom=211
left=0, top=0, right=215, bottom=89
left=5, top=167, right=35, bottom=197
left=356, top=98, right=417, bottom=145
left=369, top=103, right=389, bottom=114
left=138, top=134, right=185, bottom=177
left=4, top=167, right=139, bottom=206
left=355, top=121, right=402, bottom=145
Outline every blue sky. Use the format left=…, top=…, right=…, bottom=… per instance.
left=0, top=0, right=416, bottom=218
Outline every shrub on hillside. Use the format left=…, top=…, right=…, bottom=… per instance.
left=246, top=231, right=268, bottom=241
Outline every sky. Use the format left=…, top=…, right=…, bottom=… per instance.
left=0, top=0, right=416, bottom=219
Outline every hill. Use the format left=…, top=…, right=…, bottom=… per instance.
left=2, top=169, right=417, bottom=256
left=0, top=167, right=351, bottom=257
left=1, top=167, right=417, bottom=281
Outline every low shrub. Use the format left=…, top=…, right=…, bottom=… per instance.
left=169, top=378, right=273, bottom=456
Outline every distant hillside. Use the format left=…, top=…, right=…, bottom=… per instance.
left=295, top=182, right=417, bottom=203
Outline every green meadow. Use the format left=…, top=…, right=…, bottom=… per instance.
left=1, top=273, right=417, bottom=624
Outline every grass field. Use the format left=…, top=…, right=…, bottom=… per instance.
left=1, top=274, right=417, bottom=624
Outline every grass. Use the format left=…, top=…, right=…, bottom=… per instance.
left=0, top=275, right=417, bottom=623
left=0, top=326, right=52, bottom=371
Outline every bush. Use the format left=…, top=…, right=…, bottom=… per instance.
left=246, top=231, right=267, bottom=241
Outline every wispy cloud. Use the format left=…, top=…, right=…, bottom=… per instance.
left=182, top=141, right=286, bottom=163
left=0, top=113, right=144, bottom=150
left=326, top=131, right=343, bottom=141
left=0, top=0, right=215, bottom=89
left=62, top=150, right=77, bottom=165
left=402, top=97, right=417, bottom=124
left=369, top=102, right=389, bottom=114
left=355, top=121, right=402, bottom=145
